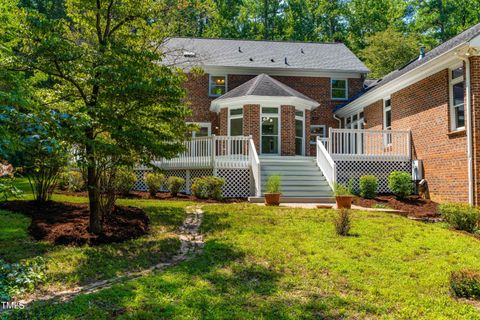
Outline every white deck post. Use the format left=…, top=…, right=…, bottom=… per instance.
left=211, top=134, right=217, bottom=175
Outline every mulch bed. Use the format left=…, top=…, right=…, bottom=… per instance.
left=56, top=190, right=246, bottom=203
left=0, top=200, right=149, bottom=246
left=353, top=195, right=439, bottom=218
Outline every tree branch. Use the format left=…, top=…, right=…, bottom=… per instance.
left=108, top=15, right=136, bottom=37
left=96, top=0, right=103, bottom=44
left=103, top=0, right=115, bottom=40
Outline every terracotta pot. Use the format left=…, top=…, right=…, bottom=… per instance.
left=264, top=193, right=281, bottom=206
left=336, top=195, right=353, bottom=209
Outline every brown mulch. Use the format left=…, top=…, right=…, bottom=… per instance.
left=56, top=190, right=246, bottom=203
left=353, top=195, right=439, bottom=218
left=0, top=200, right=149, bottom=246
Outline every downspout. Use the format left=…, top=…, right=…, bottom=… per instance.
left=333, top=114, right=342, bottom=128
left=459, top=55, right=474, bottom=205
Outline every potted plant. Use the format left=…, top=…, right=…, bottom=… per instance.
left=264, top=175, right=281, bottom=206
left=334, top=180, right=354, bottom=209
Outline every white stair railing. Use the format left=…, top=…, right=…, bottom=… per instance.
left=316, top=136, right=336, bottom=189
left=248, top=137, right=261, bottom=197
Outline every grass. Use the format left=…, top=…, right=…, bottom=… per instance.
left=8, top=203, right=480, bottom=319
left=0, top=178, right=193, bottom=290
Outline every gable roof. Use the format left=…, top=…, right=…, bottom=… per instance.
left=162, top=37, right=369, bottom=74
left=215, top=74, right=317, bottom=103
left=335, top=22, right=480, bottom=112
left=210, top=74, right=319, bottom=112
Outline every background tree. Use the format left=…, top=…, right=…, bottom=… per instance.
left=360, top=28, right=420, bottom=78
left=1, top=0, right=193, bottom=234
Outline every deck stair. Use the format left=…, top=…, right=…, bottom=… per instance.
left=249, top=156, right=334, bottom=203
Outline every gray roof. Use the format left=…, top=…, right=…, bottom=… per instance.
left=162, top=37, right=369, bottom=73
left=213, top=74, right=317, bottom=103
left=363, top=22, right=480, bottom=95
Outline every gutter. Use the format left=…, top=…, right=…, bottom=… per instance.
left=458, top=53, right=474, bottom=205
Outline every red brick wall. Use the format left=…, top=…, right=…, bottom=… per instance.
left=219, top=108, right=228, bottom=135
left=280, top=105, right=296, bottom=155
left=470, top=56, right=480, bottom=204
left=363, top=69, right=468, bottom=203
left=243, top=104, right=260, bottom=151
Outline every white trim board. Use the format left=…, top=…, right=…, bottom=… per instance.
left=211, top=95, right=319, bottom=113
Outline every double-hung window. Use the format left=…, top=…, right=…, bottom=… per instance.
left=331, top=79, right=348, bottom=100
left=384, top=98, right=392, bottom=145
left=310, top=125, right=326, bottom=145
left=449, top=66, right=465, bottom=131
left=209, top=75, right=227, bottom=97
left=229, top=108, right=243, bottom=136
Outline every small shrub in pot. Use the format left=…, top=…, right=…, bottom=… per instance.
left=334, top=180, right=354, bottom=209
left=388, top=171, right=412, bottom=199
left=264, top=175, right=281, bottom=206
left=439, top=203, right=480, bottom=233
left=145, top=172, right=165, bottom=196
left=359, top=175, right=378, bottom=199
left=450, top=269, right=480, bottom=299
left=167, top=176, right=185, bottom=197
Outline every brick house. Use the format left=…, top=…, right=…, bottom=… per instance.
left=134, top=23, right=480, bottom=204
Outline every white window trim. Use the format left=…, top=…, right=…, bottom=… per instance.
left=260, top=106, right=281, bottom=155
left=383, top=98, right=392, bottom=146
left=449, top=64, right=465, bottom=131
left=208, top=74, right=228, bottom=97
left=295, top=110, right=305, bottom=155
left=343, top=111, right=364, bottom=129
left=331, top=79, right=348, bottom=100
left=227, top=108, right=243, bottom=136
left=310, top=124, right=326, bottom=145
left=186, top=122, right=211, bottom=138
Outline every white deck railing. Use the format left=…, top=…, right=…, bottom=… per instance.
left=328, top=128, right=411, bottom=161
left=248, top=139, right=261, bottom=196
left=316, top=136, right=337, bottom=188
left=151, top=135, right=251, bottom=170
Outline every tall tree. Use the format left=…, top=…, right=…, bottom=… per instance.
left=360, top=28, right=420, bottom=79
left=1, top=0, right=192, bottom=234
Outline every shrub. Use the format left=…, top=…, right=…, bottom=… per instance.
left=0, top=257, right=46, bottom=301
left=439, top=203, right=480, bottom=233
left=334, top=209, right=351, bottom=236
left=333, top=179, right=353, bottom=197
left=167, top=176, right=185, bottom=197
left=58, top=170, right=85, bottom=192
left=266, top=175, right=281, bottom=193
left=450, top=269, right=480, bottom=299
left=388, top=171, right=412, bottom=199
left=115, top=167, right=137, bottom=195
left=359, top=175, right=378, bottom=199
left=145, top=172, right=165, bottom=196
left=192, top=176, right=225, bottom=200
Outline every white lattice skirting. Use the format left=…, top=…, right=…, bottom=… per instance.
left=133, top=168, right=251, bottom=198
left=335, top=160, right=412, bottom=194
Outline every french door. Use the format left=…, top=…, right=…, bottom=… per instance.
left=261, top=107, right=280, bottom=155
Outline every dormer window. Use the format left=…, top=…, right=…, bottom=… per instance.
left=209, top=75, right=227, bottom=97
left=183, top=51, right=196, bottom=57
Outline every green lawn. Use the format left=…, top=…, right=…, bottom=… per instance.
left=0, top=182, right=193, bottom=290
left=8, top=201, right=480, bottom=319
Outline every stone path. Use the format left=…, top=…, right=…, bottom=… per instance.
left=15, top=205, right=205, bottom=308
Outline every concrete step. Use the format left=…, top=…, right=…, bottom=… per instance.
left=261, top=179, right=326, bottom=186
left=261, top=166, right=320, bottom=172
left=261, top=172, right=324, bottom=177
left=262, top=184, right=331, bottom=191
left=248, top=196, right=335, bottom=203
left=279, top=191, right=333, bottom=197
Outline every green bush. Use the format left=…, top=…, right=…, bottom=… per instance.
left=192, top=176, right=224, bottom=200
left=58, top=170, right=85, bottom=192
left=333, top=179, right=353, bottom=196
left=388, top=171, right=412, bottom=199
left=115, top=167, right=137, bottom=195
left=450, top=269, right=480, bottom=299
left=167, top=176, right=185, bottom=197
left=145, top=172, right=165, bottom=196
left=0, top=257, right=46, bottom=301
left=359, top=175, right=378, bottom=199
left=439, top=203, right=480, bottom=233
left=334, top=209, right=351, bottom=236
left=266, top=175, right=281, bottom=193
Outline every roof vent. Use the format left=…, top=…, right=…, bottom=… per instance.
left=300, top=48, right=304, bottom=54
left=418, top=46, right=425, bottom=60
left=270, top=58, right=275, bottom=62
left=183, top=51, right=196, bottom=58
left=284, top=57, right=289, bottom=65
left=249, top=57, right=253, bottom=62
left=238, top=46, right=242, bottom=53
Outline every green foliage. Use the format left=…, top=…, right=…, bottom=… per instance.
left=0, top=257, right=46, bottom=301
left=58, top=170, right=85, bottom=192
left=439, top=203, right=480, bottom=233
left=115, top=167, right=137, bottom=196
left=359, top=175, right=378, bottom=199
left=450, top=269, right=480, bottom=299
left=266, top=175, right=281, bottom=193
left=0, top=177, right=23, bottom=202
left=145, top=172, right=165, bottom=196
left=192, top=176, right=224, bottom=200
left=360, top=28, right=420, bottom=78
left=167, top=176, right=185, bottom=197
left=334, top=209, right=351, bottom=236
left=334, top=179, right=353, bottom=197
left=388, top=171, right=412, bottom=199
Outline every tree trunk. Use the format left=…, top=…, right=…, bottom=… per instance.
left=85, top=128, right=102, bottom=235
